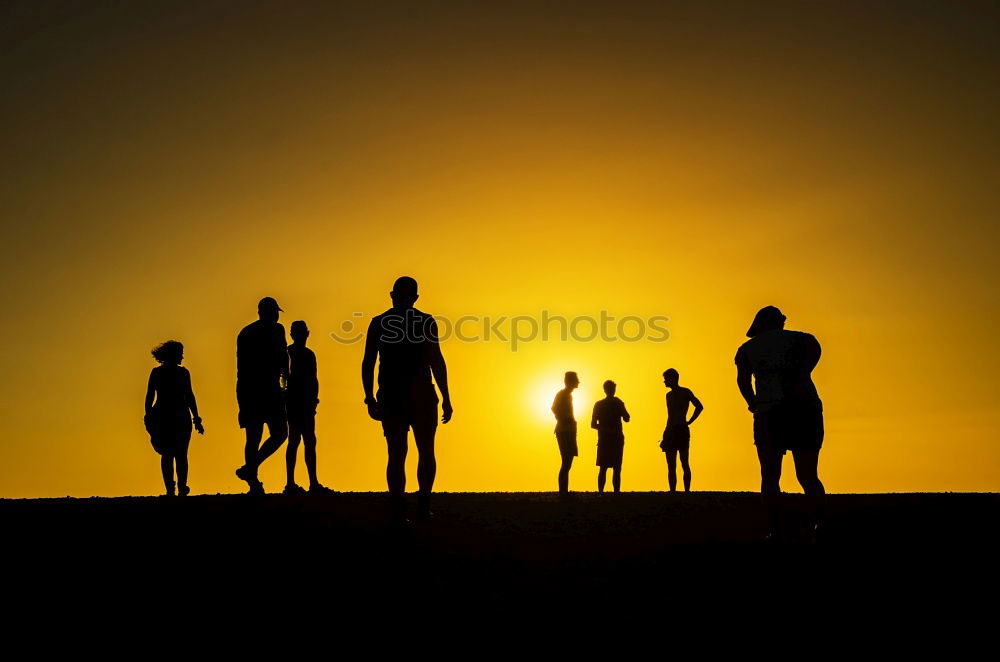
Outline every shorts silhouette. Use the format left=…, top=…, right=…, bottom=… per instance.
left=286, top=398, right=316, bottom=427
left=556, top=427, right=578, bottom=458
left=596, top=432, right=623, bottom=467
left=237, top=385, right=287, bottom=429
left=660, top=424, right=690, bottom=452
left=378, top=385, right=438, bottom=437
left=753, top=402, right=824, bottom=453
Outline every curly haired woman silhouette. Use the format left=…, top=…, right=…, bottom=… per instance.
left=144, top=341, right=204, bottom=496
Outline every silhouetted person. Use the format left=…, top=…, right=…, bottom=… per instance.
left=235, top=297, right=289, bottom=495
left=552, top=371, right=579, bottom=494
left=362, top=276, right=453, bottom=521
left=735, top=306, right=825, bottom=538
left=284, top=321, right=332, bottom=494
left=659, top=369, right=703, bottom=492
left=591, top=380, right=630, bottom=493
left=144, top=341, right=204, bottom=496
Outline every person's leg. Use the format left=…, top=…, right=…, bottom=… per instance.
left=757, top=445, right=783, bottom=494
left=285, top=423, right=302, bottom=488
left=666, top=450, right=677, bottom=492
left=757, top=445, right=784, bottom=536
left=612, top=465, right=621, bottom=493
left=679, top=447, right=692, bottom=492
left=385, top=428, right=408, bottom=520
left=413, top=422, right=437, bottom=517
left=160, top=455, right=174, bottom=495
left=385, top=429, right=408, bottom=494
left=791, top=448, right=824, bottom=495
left=792, top=448, right=825, bottom=532
left=176, top=449, right=189, bottom=495
left=597, top=467, right=607, bottom=492
left=558, top=455, right=573, bottom=493
left=302, top=416, right=319, bottom=488
left=235, top=423, right=266, bottom=491
left=254, top=418, right=289, bottom=468
left=242, top=423, right=263, bottom=475
left=413, top=425, right=437, bottom=496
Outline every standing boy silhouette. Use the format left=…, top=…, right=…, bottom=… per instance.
left=284, top=320, right=332, bottom=494
left=591, top=380, right=630, bottom=493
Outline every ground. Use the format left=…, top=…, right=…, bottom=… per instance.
left=3, top=491, right=997, bottom=638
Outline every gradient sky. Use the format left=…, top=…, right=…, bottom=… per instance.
left=1, top=0, right=998, bottom=497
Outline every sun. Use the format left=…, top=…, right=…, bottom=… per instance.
left=530, top=381, right=558, bottom=422
left=530, top=378, right=592, bottom=423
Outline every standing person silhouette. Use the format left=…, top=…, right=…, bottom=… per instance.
left=591, top=380, right=630, bottom=493
left=659, top=369, right=703, bottom=492
left=362, top=277, right=453, bottom=522
left=284, top=321, right=332, bottom=494
left=552, top=371, right=579, bottom=494
left=144, top=341, right=204, bottom=496
left=235, top=297, right=289, bottom=495
left=735, top=306, right=825, bottom=539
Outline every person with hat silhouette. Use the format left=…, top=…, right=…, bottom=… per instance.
left=735, top=305, right=825, bottom=538
left=235, top=296, right=289, bottom=495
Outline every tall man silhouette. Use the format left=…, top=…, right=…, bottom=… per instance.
left=362, top=276, right=453, bottom=521
left=235, top=297, right=289, bottom=495
left=735, top=305, right=825, bottom=538
left=552, top=371, right=579, bottom=494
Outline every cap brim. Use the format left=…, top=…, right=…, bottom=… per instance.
left=747, top=314, right=786, bottom=337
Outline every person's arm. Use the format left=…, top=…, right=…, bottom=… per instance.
left=144, top=370, right=156, bottom=415
left=311, top=352, right=320, bottom=405
left=591, top=403, right=599, bottom=430
left=687, top=392, right=703, bottom=425
left=427, top=319, right=453, bottom=424
left=361, top=318, right=381, bottom=420
left=621, top=402, right=631, bottom=424
left=735, top=348, right=756, bottom=412
left=802, top=333, right=822, bottom=373
left=184, top=369, right=204, bottom=434
left=277, top=326, right=289, bottom=390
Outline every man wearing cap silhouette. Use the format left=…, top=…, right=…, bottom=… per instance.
left=735, top=305, right=825, bottom=538
left=235, top=297, right=289, bottom=494
left=362, top=277, right=453, bottom=521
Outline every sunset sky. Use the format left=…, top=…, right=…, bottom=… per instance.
left=1, top=0, right=997, bottom=497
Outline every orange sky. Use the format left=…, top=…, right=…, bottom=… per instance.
left=1, top=1, right=998, bottom=497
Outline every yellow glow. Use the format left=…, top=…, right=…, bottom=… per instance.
left=1, top=2, right=998, bottom=497
left=531, top=381, right=557, bottom=423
